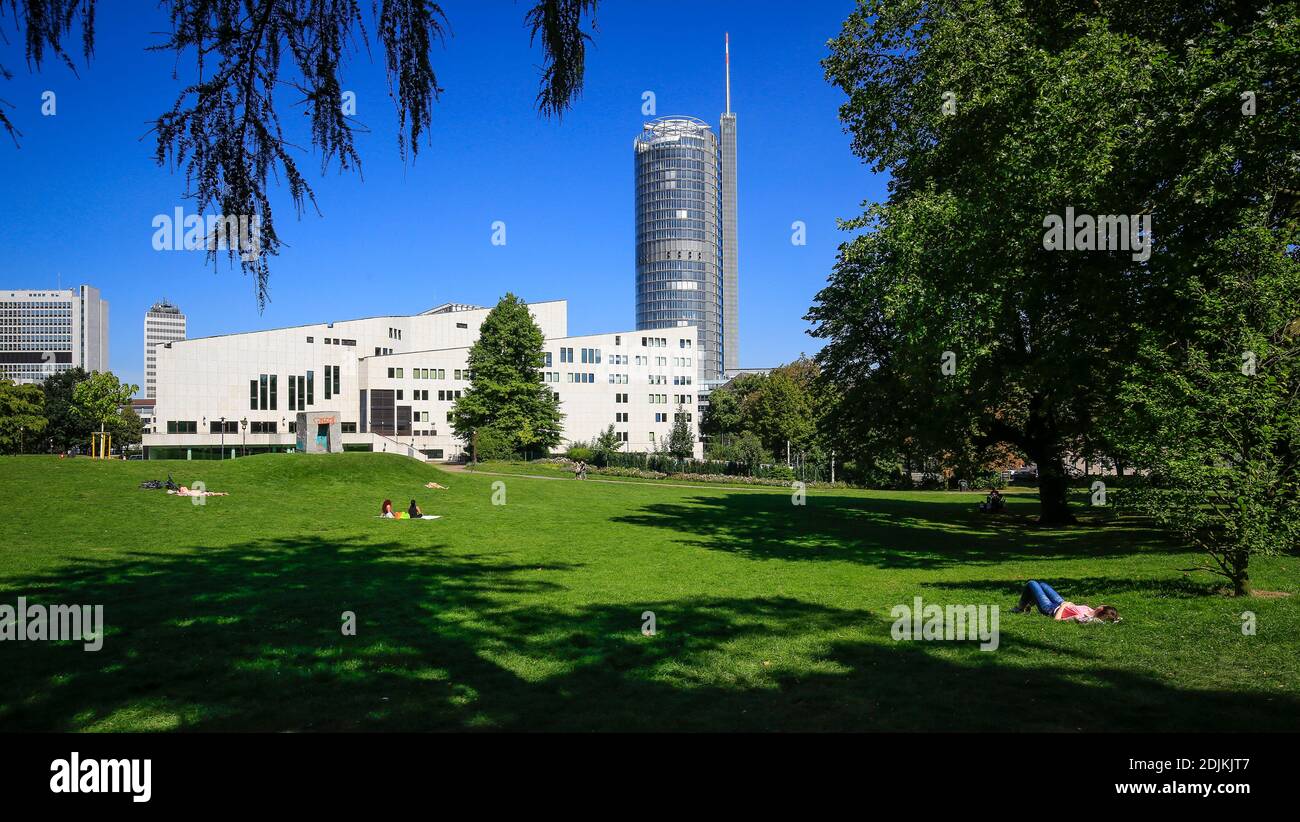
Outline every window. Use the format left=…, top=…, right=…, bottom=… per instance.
left=250, top=379, right=258, bottom=410
left=270, top=375, right=277, bottom=410
left=615, top=335, right=621, bottom=346
left=615, top=412, right=628, bottom=423
left=297, top=375, right=306, bottom=411
left=166, top=420, right=197, bottom=434
left=456, top=322, right=468, bottom=329
left=307, top=370, right=314, bottom=406
left=306, top=336, right=314, bottom=343
left=210, top=420, right=238, bottom=434
left=545, top=352, right=552, bottom=367
left=251, top=421, right=278, bottom=434
left=342, top=339, right=356, bottom=346
left=615, top=393, right=628, bottom=404
left=259, top=374, right=268, bottom=410
left=324, top=366, right=332, bottom=400
left=333, top=365, right=340, bottom=396
left=396, top=390, right=404, bottom=401
left=290, top=375, right=297, bottom=409
left=341, top=422, right=357, bottom=433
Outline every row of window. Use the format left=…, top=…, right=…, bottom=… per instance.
left=387, top=367, right=470, bottom=381
left=168, top=420, right=361, bottom=435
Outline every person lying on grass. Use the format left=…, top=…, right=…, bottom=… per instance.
left=1010, top=580, right=1120, bottom=623
left=167, top=486, right=228, bottom=497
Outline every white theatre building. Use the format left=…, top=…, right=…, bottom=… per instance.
left=143, top=299, right=702, bottom=461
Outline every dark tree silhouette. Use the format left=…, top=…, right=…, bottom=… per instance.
left=1, top=0, right=600, bottom=307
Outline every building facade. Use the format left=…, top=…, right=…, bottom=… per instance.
left=143, top=300, right=702, bottom=461
left=144, top=300, right=187, bottom=398
left=0, top=285, right=109, bottom=384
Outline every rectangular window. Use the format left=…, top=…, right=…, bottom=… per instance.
left=250, top=379, right=258, bottom=410
left=290, top=374, right=297, bottom=409
left=260, top=374, right=268, bottom=410
left=307, top=370, right=314, bottom=406
left=298, top=375, right=306, bottom=411
left=324, top=366, right=332, bottom=400
left=341, top=422, right=357, bottom=433
left=270, top=374, right=277, bottom=410
left=333, top=365, right=340, bottom=396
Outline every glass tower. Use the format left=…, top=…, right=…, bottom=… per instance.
left=634, top=39, right=739, bottom=382
left=634, top=116, right=724, bottom=380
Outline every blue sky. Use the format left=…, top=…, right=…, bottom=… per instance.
left=0, top=0, right=883, bottom=393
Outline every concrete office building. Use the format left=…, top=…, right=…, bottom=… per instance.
left=634, top=35, right=739, bottom=382
left=143, top=300, right=702, bottom=461
left=0, top=285, right=109, bottom=384
left=144, top=300, right=187, bottom=398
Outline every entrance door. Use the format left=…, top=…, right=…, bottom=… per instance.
left=316, top=424, right=329, bottom=451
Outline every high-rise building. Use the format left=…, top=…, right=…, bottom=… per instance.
left=633, top=35, right=739, bottom=382
left=144, top=300, right=186, bottom=398
left=720, top=33, right=739, bottom=374
left=0, top=285, right=109, bottom=384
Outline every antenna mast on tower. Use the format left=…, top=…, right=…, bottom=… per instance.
left=725, top=32, right=731, bottom=115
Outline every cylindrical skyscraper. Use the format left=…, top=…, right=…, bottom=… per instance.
left=634, top=116, right=725, bottom=381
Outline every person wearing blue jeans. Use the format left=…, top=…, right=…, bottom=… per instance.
left=1013, top=580, right=1064, bottom=616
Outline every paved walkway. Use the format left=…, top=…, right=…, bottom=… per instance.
left=436, top=462, right=795, bottom=494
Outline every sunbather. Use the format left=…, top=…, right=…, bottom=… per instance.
left=1010, top=580, right=1119, bottom=622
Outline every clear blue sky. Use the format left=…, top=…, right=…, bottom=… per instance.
left=0, top=0, right=883, bottom=393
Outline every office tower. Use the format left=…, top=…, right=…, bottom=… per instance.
left=0, top=285, right=109, bottom=384
left=144, top=300, right=187, bottom=398
left=720, top=32, right=739, bottom=374
left=633, top=36, right=738, bottom=382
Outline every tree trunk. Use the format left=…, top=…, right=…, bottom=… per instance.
left=1024, top=443, right=1075, bottom=525
left=1228, top=549, right=1251, bottom=597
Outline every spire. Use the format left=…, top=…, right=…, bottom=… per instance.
left=725, top=32, right=731, bottom=115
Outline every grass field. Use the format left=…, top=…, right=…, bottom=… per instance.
left=1, top=453, right=1296, bottom=732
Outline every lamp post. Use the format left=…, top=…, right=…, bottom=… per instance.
left=220, top=416, right=226, bottom=460
left=241, top=417, right=248, bottom=458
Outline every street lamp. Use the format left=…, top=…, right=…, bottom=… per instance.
left=241, top=417, right=248, bottom=458
left=220, top=416, right=226, bottom=460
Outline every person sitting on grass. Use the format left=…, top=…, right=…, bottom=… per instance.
left=1010, top=580, right=1120, bottom=623
left=980, top=488, right=1004, bottom=513
left=381, top=499, right=395, bottom=519
left=408, top=499, right=424, bottom=519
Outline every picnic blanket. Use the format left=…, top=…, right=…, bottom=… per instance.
left=377, top=515, right=441, bottom=521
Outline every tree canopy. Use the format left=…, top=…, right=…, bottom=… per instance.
left=451, top=293, right=563, bottom=457
left=1, top=0, right=601, bottom=306
left=810, top=0, right=1300, bottom=523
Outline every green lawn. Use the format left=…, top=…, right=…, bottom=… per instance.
left=1, top=453, right=1296, bottom=731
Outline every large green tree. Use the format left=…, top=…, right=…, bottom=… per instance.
left=810, top=0, right=1299, bottom=523
left=0, top=379, right=47, bottom=454
left=2, top=0, right=599, bottom=305
left=1112, top=230, right=1300, bottom=596
left=40, top=366, right=90, bottom=452
left=71, top=371, right=139, bottom=446
left=451, top=294, right=563, bottom=457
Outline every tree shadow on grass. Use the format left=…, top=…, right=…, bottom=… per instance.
left=611, top=491, right=1181, bottom=570
left=1, top=534, right=1294, bottom=731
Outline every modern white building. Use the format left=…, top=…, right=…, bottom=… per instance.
left=143, top=300, right=187, bottom=398
left=143, top=299, right=702, bottom=461
left=0, top=285, right=109, bottom=384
